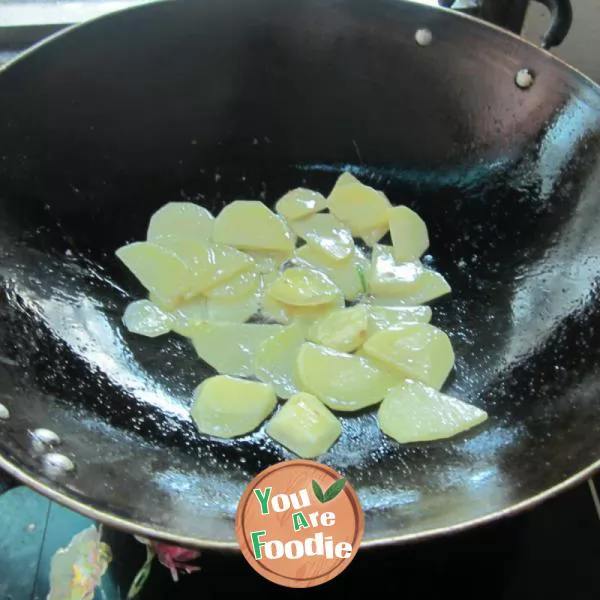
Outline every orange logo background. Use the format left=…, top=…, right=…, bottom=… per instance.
left=236, top=460, right=364, bottom=588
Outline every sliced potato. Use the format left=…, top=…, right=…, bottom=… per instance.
left=168, top=296, right=208, bottom=336
left=378, top=379, right=487, bottom=443
left=368, top=244, right=450, bottom=304
left=363, top=324, right=455, bottom=390
left=331, top=171, right=360, bottom=189
left=285, top=297, right=345, bottom=334
left=368, top=305, right=432, bottom=334
left=296, top=342, right=400, bottom=411
left=389, top=205, right=429, bottom=262
left=206, top=291, right=261, bottom=324
left=308, top=305, right=369, bottom=352
left=370, top=269, right=451, bottom=305
left=267, top=267, right=341, bottom=307
left=204, top=270, right=259, bottom=299
left=122, top=299, right=173, bottom=337
left=359, top=223, right=389, bottom=247
left=266, top=392, right=341, bottom=458
left=152, top=235, right=252, bottom=298
left=368, top=244, right=420, bottom=295
left=191, top=375, right=277, bottom=438
left=247, top=252, right=283, bottom=274
left=260, top=293, right=291, bottom=324
left=151, top=235, right=216, bottom=298
left=155, top=291, right=257, bottom=333
left=275, top=188, right=327, bottom=221
left=190, top=322, right=284, bottom=377
left=147, top=202, right=214, bottom=243
left=327, top=181, right=391, bottom=236
left=295, top=244, right=367, bottom=301
left=289, top=214, right=354, bottom=261
left=353, top=346, right=400, bottom=377
left=212, top=200, right=295, bottom=255
left=260, top=293, right=343, bottom=328
left=261, top=270, right=281, bottom=289
left=116, top=241, right=192, bottom=310
left=254, top=323, right=305, bottom=398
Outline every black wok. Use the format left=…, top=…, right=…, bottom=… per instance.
left=0, top=0, right=599, bottom=550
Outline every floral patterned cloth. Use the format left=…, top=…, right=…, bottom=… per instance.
left=135, top=536, right=201, bottom=583
left=47, top=525, right=201, bottom=599
left=47, top=526, right=112, bottom=600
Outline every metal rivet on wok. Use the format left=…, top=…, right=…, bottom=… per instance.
left=31, top=428, right=61, bottom=453
left=0, top=403, right=9, bottom=420
left=515, top=69, right=535, bottom=89
left=415, top=28, right=433, bottom=46
left=42, top=453, right=75, bottom=476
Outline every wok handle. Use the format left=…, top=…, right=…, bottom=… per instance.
left=438, top=0, right=572, bottom=49
left=535, top=0, right=573, bottom=49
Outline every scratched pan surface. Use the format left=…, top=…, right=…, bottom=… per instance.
left=0, top=0, right=600, bottom=549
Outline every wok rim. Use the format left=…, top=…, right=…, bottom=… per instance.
left=1, top=453, right=599, bottom=550
left=2, top=0, right=599, bottom=92
left=0, top=0, right=600, bottom=550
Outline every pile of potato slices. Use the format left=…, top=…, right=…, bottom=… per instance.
left=116, top=172, right=487, bottom=458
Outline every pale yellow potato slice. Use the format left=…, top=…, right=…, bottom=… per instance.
left=246, top=251, right=283, bottom=274
left=115, top=242, right=192, bottom=310
left=286, top=297, right=345, bottom=335
left=368, top=305, right=432, bottom=334
left=168, top=296, right=209, bottom=336
left=191, top=375, right=277, bottom=438
left=122, top=299, right=173, bottom=337
left=378, top=379, right=487, bottom=443
left=212, top=200, right=295, bottom=256
left=327, top=182, right=391, bottom=236
left=295, top=244, right=368, bottom=301
left=260, top=293, right=343, bottom=329
left=190, top=322, right=284, bottom=377
left=358, top=223, right=389, bottom=247
left=368, top=244, right=420, bottom=295
left=254, top=323, right=305, bottom=399
left=261, top=270, right=281, bottom=289
left=289, top=213, right=354, bottom=261
left=275, top=188, right=327, bottom=221
left=206, top=291, right=261, bottom=324
left=204, top=269, right=259, bottom=299
left=368, top=244, right=450, bottom=304
left=370, top=269, right=451, bottom=306
left=260, top=292, right=291, bottom=324
left=363, top=324, right=455, bottom=390
left=208, top=244, right=255, bottom=288
left=307, top=305, right=369, bottom=353
left=152, top=235, right=252, bottom=298
left=389, top=205, right=429, bottom=262
left=353, top=346, right=400, bottom=377
left=147, top=202, right=214, bottom=243
left=149, top=293, right=211, bottom=337
left=266, top=392, right=342, bottom=458
left=331, top=171, right=360, bottom=189
left=151, top=235, right=216, bottom=298
left=296, top=342, right=400, bottom=411
left=204, top=268, right=262, bottom=324
left=267, top=267, right=341, bottom=307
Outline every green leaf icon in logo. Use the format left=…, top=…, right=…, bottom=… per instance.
left=312, top=480, right=325, bottom=503
left=312, top=477, right=347, bottom=503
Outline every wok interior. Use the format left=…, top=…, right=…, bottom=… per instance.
left=0, top=0, right=600, bottom=546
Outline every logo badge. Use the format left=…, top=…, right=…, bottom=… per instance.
left=235, top=459, right=364, bottom=588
